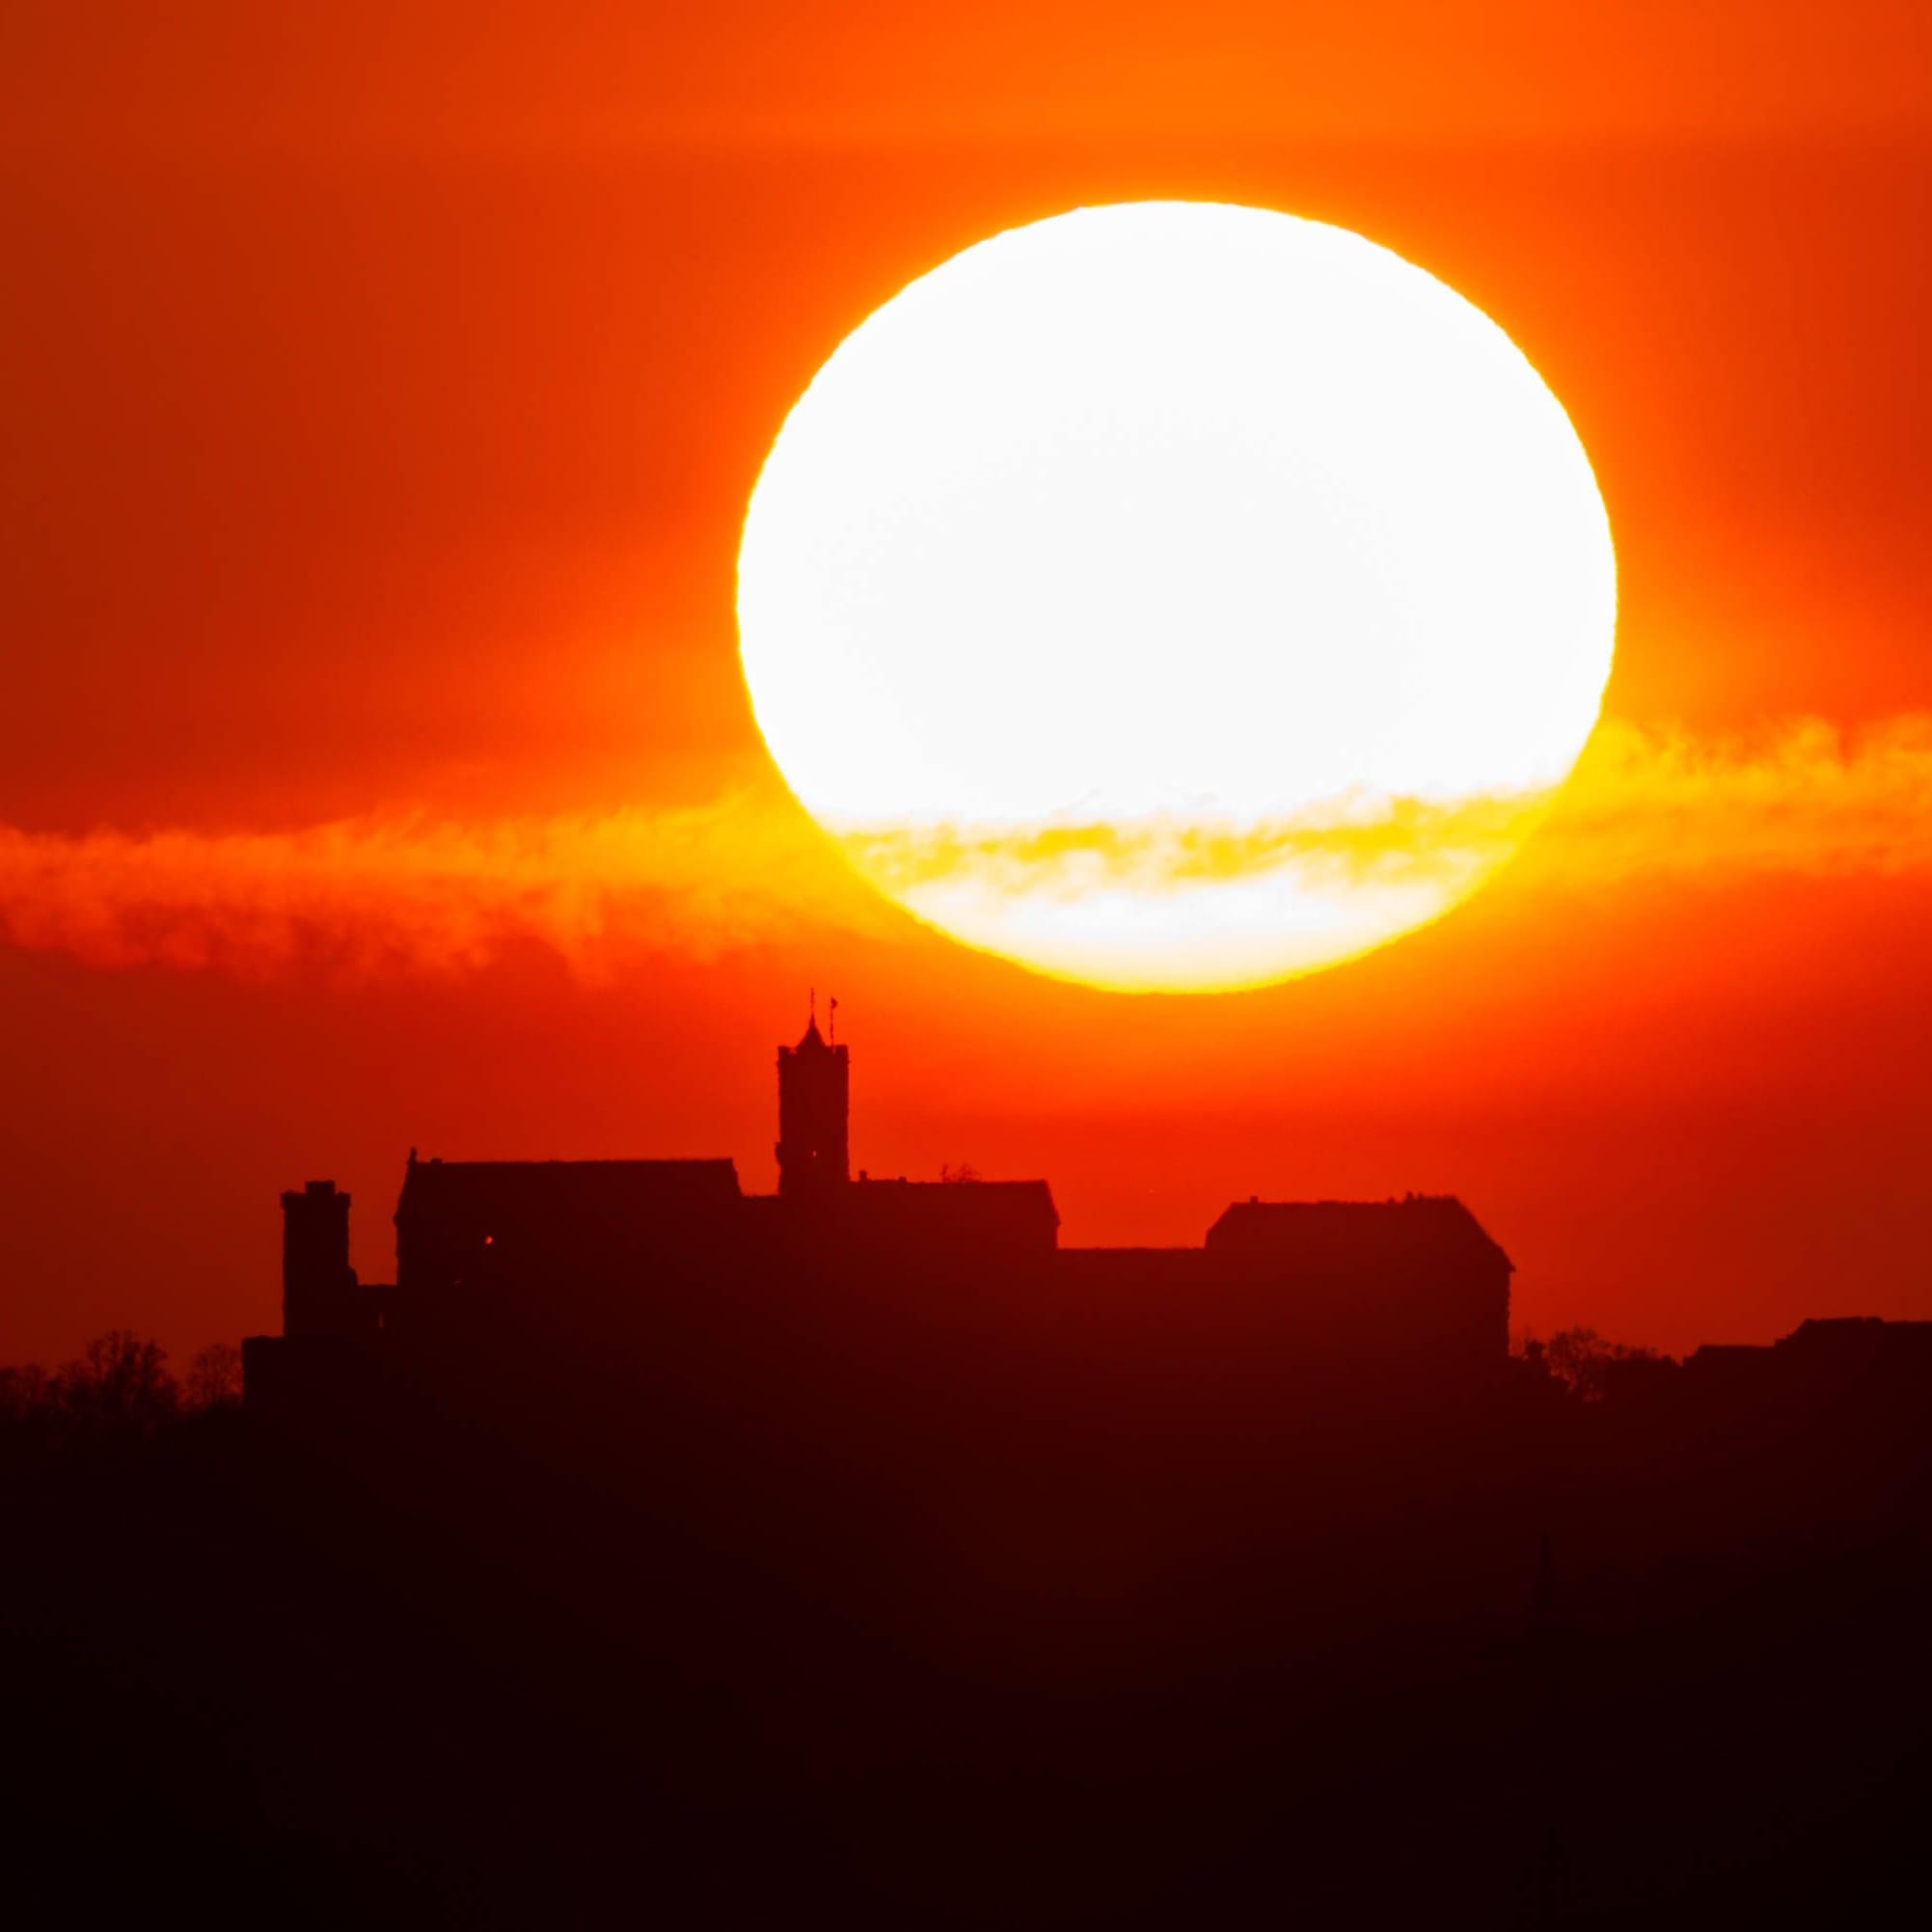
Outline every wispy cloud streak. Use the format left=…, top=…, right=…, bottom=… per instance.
left=0, top=796, right=890, bottom=979
left=2, top=716, right=1929, bottom=980
left=1527, top=714, right=1932, bottom=881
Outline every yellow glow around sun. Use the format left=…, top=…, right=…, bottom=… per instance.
left=738, top=202, right=1616, bottom=992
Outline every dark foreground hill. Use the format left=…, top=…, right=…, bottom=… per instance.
left=5, top=1320, right=1931, bottom=1929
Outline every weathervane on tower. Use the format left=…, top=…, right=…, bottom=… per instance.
left=776, top=993, right=851, bottom=1197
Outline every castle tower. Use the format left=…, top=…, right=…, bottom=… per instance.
left=281, top=1179, right=356, bottom=1337
left=776, top=1004, right=850, bottom=1198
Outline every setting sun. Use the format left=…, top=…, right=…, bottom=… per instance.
left=739, top=200, right=1616, bottom=991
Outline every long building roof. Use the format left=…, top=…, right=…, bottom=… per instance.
left=1205, top=1195, right=1512, bottom=1273
left=395, top=1156, right=745, bottom=1226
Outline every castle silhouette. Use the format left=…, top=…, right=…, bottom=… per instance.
left=28, top=1020, right=1932, bottom=1932
left=244, top=1010, right=1512, bottom=1412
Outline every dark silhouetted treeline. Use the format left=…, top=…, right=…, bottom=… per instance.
left=0, top=1331, right=240, bottom=1443
left=4, top=1316, right=1930, bottom=1929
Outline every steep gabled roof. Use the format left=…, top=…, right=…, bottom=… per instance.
left=1204, top=1195, right=1512, bottom=1274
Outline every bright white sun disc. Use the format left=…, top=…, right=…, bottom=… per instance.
left=737, top=201, right=1615, bottom=991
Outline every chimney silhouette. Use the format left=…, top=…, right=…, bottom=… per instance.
left=776, top=1002, right=850, bottom=1198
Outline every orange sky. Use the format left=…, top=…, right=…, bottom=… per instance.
left=3, top=4, right=1931, bottom=1363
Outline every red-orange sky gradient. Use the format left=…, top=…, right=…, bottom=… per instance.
left=4, top=3, right=1931, bottom=1364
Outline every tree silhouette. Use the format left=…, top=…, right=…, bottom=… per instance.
left=185, top=1343, right=243, bottom=1411
left=1541, top=1325, right=1668, bottom=1404
left=54, top=1332, right=178, bottom=1432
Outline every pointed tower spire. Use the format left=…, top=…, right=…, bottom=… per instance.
left=776, top=998, right=850, bottom=1197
